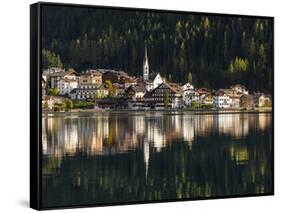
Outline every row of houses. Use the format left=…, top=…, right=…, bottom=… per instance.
left=42, top=67, right=271, bottom=110
left=42, top=45, right=271, bottom=110
left=125, top=81, right=271, bottom=110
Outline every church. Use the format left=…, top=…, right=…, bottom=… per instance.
left=142, top=43, right=164, bottom=92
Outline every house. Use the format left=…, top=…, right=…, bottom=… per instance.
left=42, top=67, right=65, bottom=81
left=196, top=88, right=212, bottom=106
left=213, top=90, right=231, bottom=108
left=220, top=89, right=241, bottom=108
left=181, top=83, right=197, bottom=107
left=143, top=73, right=164, bottom=92
left=181, top=82, right=194, bottom=91
left=119, top=75, right=138, bottom=89
left=71, top=70, right=105, bottom=99
left=197, top=88, right=210, bottom=95
left=97, top=84, right=109, bottom=98
left=240, top=94, right=254, bottom=109
left=182, top=91, right=200, bottom=107
left=102, top=70, right=128, bottom=83
left=144, top=81, right=154, bottom=92
left=254, top=93, right=272, bottom=107
left=48, top=69, right=79, bottom=95
left=144, top=82, right=182, bottom=109
left=126, top=84, right=147, bottom=110
left=42, top=96, right=66, bottom=110
left=125, top=85, right=146, bottom=101
left=230, top=84, right=249, bottom=95
left=150, top=73, right=164, bottom=89
left=56, top=78, right=78, bottom=96
left=230, top=96, right=241, bottom=108
left=71, top=84, right=109, bottom=100
left=79, top=70, right=102, bottom=87
left=43, top=67, right=64, bottom=75
left=102, top=70, right=138, bottom=89
left=201, top=93, right=213, bottom=106
left=113, top=83, right=126, bottom=97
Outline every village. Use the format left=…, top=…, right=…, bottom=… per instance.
left=42, top=46, right=272, bottom=112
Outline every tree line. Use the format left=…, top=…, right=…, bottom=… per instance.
left=42, top=5, right=273, bottom=92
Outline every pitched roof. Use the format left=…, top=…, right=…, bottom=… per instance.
left=48, top=69, right=78, bottom=77
left=197, top=88, right=209, bottom=93
left=43, top=67, right=65, bottom=75
left=167, top=82, right=181, bottom=93
left=120, top=76, right=136, bottom=83
left=182, top=82, right=193, bottom=87
left=214, top=90, right=227, bottom=96
left=240, top=94, right=253, bottom=99
left=153, top=82, right=181, bottom=94
left=149, top=72, right=161, bottom=80
left=126, top=84, right=146, bottom=93
left=103, top=70, right=128, bottom=77
left=230, top=84, right=247, bottom=89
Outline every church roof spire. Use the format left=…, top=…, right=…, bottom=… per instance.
left=143, top=41, right=148, bottom=64
left=143, top=41, right=149, bottom=81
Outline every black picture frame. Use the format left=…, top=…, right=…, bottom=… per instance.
left=30, top=2, right=274, bottom=210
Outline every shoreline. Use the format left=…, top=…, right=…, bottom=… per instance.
left=42, top=107, right=272, bottom=116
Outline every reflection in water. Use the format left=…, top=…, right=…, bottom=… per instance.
left=42, top=112, right=273, bottom=207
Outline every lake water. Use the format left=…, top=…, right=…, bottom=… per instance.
left=42, top=111, right=273, bottom=208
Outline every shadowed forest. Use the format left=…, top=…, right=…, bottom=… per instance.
left=42, top=5, right=273, bottom=92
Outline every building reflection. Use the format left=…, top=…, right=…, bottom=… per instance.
left=42, top=112, right=273, bottom=206
left=42, top=113, right=272, bottom=167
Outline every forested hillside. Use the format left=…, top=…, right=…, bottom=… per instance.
left=42, top=5, right=273, bottom=92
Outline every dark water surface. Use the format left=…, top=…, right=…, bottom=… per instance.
left=42, top=112, right=273, bottom=208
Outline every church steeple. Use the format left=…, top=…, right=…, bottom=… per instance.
left=143, top=42, right=149, bottom=81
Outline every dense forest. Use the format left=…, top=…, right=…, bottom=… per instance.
left=42, top=5, right=273, bottom=92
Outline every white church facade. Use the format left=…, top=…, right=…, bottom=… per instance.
left=142, top=44, right=164, bottom=92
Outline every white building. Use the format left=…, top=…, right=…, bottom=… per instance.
left=213, top=90, right=231, bottom=108
left=144, top=81, right=154, bottom=91
left=181, top=82, right=197, bottom=107
left=216, top=88, right=242, bottom=108
left=49, top=69, right=79, bottom=95
left=42, top=67, right=65, bottom=79
left=57, top=78, right=78, bottom=96
left=230, top=84, right=249, bottom=95
left=181, top=82, right=194, bottom=91
left=183, top=91, right=200, bottom=107
left=151, top=73, right=164, bottom=89
left=126, top=85, right=146, bottom=101
left=144, top=73, right=164, bottom=92
left=42, top=96, right=66, bottom=110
